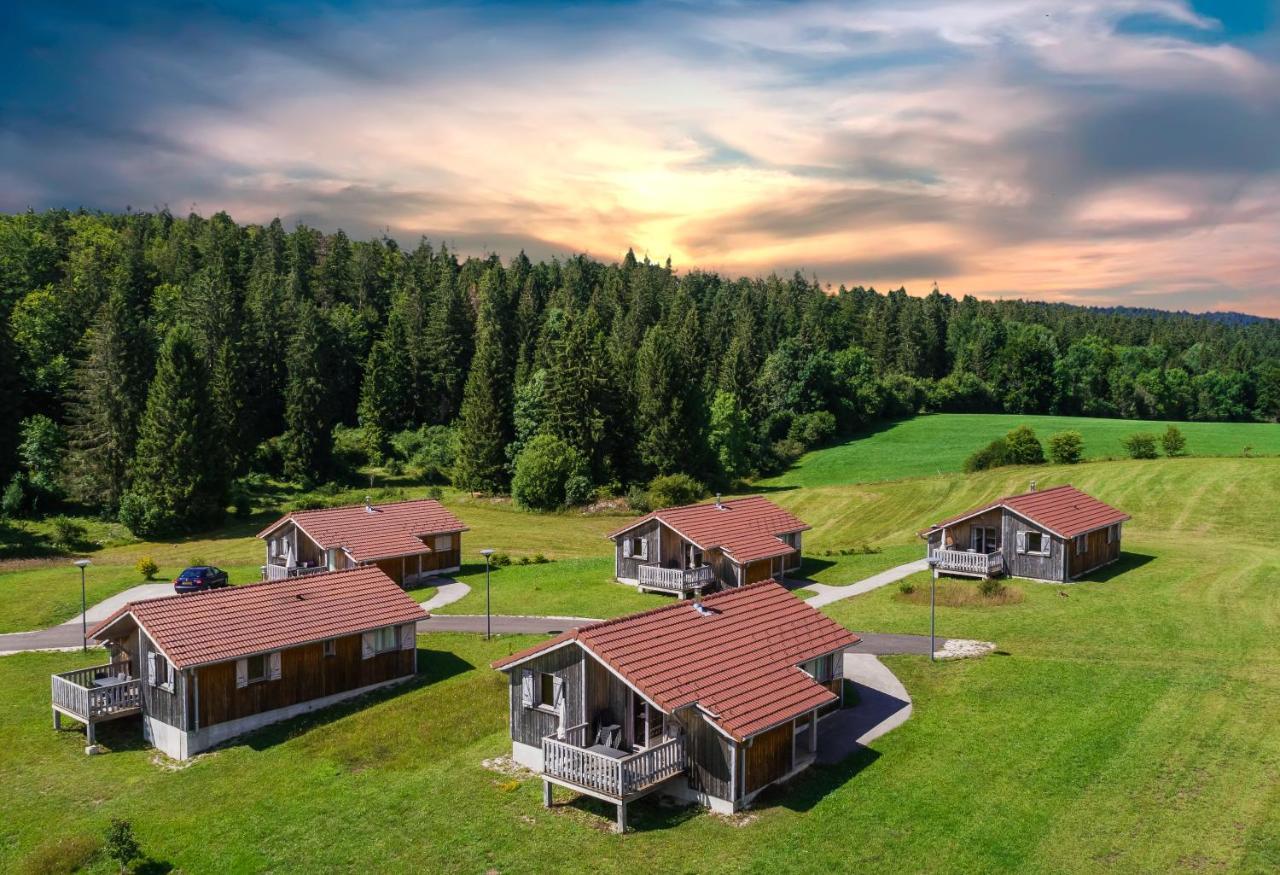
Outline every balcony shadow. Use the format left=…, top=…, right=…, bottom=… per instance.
left=70, top=714, right=151, bottom=753
left=1083, top=551, right=1155, bottom=582
left=552, top=790, right=703, bottom=834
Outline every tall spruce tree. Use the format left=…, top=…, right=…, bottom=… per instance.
left=66, top=253, right=152, bottom=510
left=633, top=322, right=700, bottom=477
left=119, top=326, right=225, bottom=536
left=281, top=301, right=335, bottom=484
left=453, top=272, right=514, bottom=492
left=544, top=307, right=614, bottom=482
left=357, top=314, right=412, bottom=461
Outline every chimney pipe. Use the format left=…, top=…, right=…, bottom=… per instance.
left=715, top=493, right=723, bottom=509
left=1029, top=480, right=1037, bottom=493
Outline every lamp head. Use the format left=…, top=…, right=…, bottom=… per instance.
left=479, top=548, right=495, bottom=558
left=73, top=559, right=91, bottom=569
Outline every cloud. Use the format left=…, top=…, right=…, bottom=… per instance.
left=2, top=0, right=1279, bottom=315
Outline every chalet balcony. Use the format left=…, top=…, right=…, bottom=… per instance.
left=262, top=559, right=331, bottom=581
left=51, top=660, right=142, bottom=740
left=542, top=723, right=686, bottom=802
left=929, top=548, right=1005, bottom=578
left=637, top=563, right=716, bottom=595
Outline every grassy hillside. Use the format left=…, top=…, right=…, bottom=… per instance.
left=764, top=413, right=1280, bottom=487
left=4, top=457, right=1280, bottom=872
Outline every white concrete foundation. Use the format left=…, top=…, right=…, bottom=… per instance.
left=512, top=740, right=543, bottom=772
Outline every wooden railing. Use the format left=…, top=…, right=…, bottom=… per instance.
left=929, top=549, right=1004, bottom=576
left=542, top=732, right=686, bottom=799
left=637, top=563, right=716, bottom=593
left=51, top=661, right=141, bottom=721
left=263, top=562, right=330, bottom=581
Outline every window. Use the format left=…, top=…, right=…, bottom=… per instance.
left=1107, top=524, right=1118, bottom=544
left=687, top=544, right=703, bottom=567
left=434, top=534, right=452, bottom=551
left=149, top=652, right=174, bottom=690
left=539, top=672, right=556, bottom=709
left=370, top=626, right=398, bottom=654
left=623, top=536, right=648, bottom=560
left=1020, top=531, right=1049, bottom=556
left=1075, top=535, right=1087, bottom=555
left=245, top=653, right=267, bottom=683
left=323, top=639, right=336, bottom=657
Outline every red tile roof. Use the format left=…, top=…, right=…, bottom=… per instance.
left=257, top=498, right=468, bottom=562
left=493, top=581, right=858, bottom=741
left=922, top=484, right=1129, bottom=539
left=87, top=567, right=427, bottom=669
left=608, top=495, right=809, bottom=565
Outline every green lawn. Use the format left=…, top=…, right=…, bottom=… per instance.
left=4, top=458, right=1280, bottom=871
left=764, top=413, right=1280, bottom=487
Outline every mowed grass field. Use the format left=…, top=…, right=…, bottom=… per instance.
left=3, top=455, right=1280, bottom=872
left=763, top=413, right=1280, bottom=487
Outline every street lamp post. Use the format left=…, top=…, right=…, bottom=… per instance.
left=73, top=559, right=91, bottom=653
left=479, top=549, right=495, bottom=640
left=930, top=567, right=937, bottom=662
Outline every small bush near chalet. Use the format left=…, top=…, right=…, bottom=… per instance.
left=964, top=437, right=1008, bottom=473
left=1047, top=430, right=1084, bottom=465
left=977, top=577, right=1005, bottom=598
left=1122, top=432, right=1159, bottom=459
left=16, top=832, right=101, bottom=875
left=788, top=410, right=837, bottom=449
left=564, top=474, right=594, bottom=507
left=898, top=579, right=916, bottom=595
left=645, top=473, right=705, bottom=510
left=1003, top=425, right=1045, bottom=465
left=511, top=434, right=590, bottom=511
left=1161, top=425, right=1187, bottom=457
left=49, top=516, right=85, bottom=551
left=136, top=556, right=159, bottom=580
left=104, top=818, right=140, bottom=874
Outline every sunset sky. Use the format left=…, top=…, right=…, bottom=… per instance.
left=3, top=1, right=1278, bottom=315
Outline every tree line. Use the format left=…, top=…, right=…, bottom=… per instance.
left=1, top=209, right=1277, bottom=533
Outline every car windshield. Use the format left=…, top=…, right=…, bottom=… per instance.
left=178, top=568, right=206, bottom=579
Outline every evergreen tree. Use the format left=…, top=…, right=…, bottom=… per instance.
left=453, top=272, right=514, bottom=492
left=119, top=326, right=226, bottom=536
left=66, top=257, right=152, bottom=510
left=633, top=323, right=700, bottom=477
left=357, top=314, right=412, bottom=460
left=544, top=307, right=614, bottom=481
left=707, top=391, right=751, bottom=482
left=281, top=301, right=335, bottom=484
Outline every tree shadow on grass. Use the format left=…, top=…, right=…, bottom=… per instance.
left=133, top=857, right=175, bottom=874
left=1083, top=551, right=1156, bottom=583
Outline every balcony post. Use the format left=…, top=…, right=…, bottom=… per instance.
left=543, top=780, right=552, bottom=808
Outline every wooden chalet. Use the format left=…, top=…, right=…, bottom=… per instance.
left=608, top=495, right=809, bottom=597
left=55, top=567, right=426, bottom=758
left=492, top=581, right=858, bottom=831
left=257, top=498, right=467, bottom=585
left=919, top=483, right=1130, bottom=583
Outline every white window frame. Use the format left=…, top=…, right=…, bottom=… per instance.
left=434, top=534, right=452, bottom=551
left=1075, top=534, right=1087, bottom=555
left=245, top=653, right=268, bottom=684
left=1020, top=530, right=1050, bottom=556
left=369, top=626, right=398, bottom=655
left=623, top=536, right=648, bottom=561
left=323, top=638, right=336, bottom=657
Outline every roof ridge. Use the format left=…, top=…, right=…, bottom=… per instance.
left=653, top=494, right=765, bottom=516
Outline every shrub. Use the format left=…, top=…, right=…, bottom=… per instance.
left=1161, top=425, right=1187, bottom=457
left=230, top=487, right=252, bottom=518
left=1047, top=430, right=1084, bottom=465
left=117, top=491, right=169, bottom=538
left=898, top=579, right=916, bottom=595
left=626, top=484, right=652, bottom=514
left=104, top=818, right=139, bottom=874
left=564, top=474, right=594, bottom=507
left=17, top=833, right=101, bottom=875
left=188, top=556, right=207, bottom=568
left=426, top=485, right=444, bottom=501
left=516, top=555, right=530, bottom=565
left=532, top=553, right=548, bottom=564
left=787, top=410, right=837, bottom=449
left=135, top=556, right=159, bottom=580
left=964, top=437, right=1008, bottom=473
left=511, top=433, right=590, bottom=511
left=926, top=371, right=995, bottom=413
left=768, top=438, right=806, bottom=471
left=978, top=577, right=1005, bottom=598
left=2, top=476, right=25, bottom=518
left=49, top=516, right=85, bottom=551
left=646, top=473, right=705, bottom=510
left=1122, top=432, right=1159, bottom=459
left=491, top=551, right=512, bottom=567
left=1004, top=425, right=1045, bottom=465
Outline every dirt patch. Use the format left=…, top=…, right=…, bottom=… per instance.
left=895, top=580, right=1025, bottom=608
left=933, top=639, right=997, bottom=660
left=481, top=755, right=533, bottom=779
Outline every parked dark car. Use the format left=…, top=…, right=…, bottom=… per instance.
left=174, top=566, right=230, bottom=593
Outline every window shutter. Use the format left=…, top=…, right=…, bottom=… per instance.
left=147, top=653, right=157, bottom=686
left=638, top=539, right=648, bottom=560
left=1016, top=531, right=1026, bottom=554
left=521, top=670, right=534, bottom=708
left=553, top=675, right=566, bottom=736
left=165, top=660, right=175, bottom=687
left=400, top=623, right=415, bottom=651
left=268, top=651, right=282, bottom=680
left=1043, top=537, right=1052, bottom=557
left=361, top=631, right=374, bottom=660
left=622, top=539, right=632, bottom=558
left=235, top=658, right=248, bottom=688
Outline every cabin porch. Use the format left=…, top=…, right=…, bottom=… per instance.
left=928, top=548, right=1005, bottom=578
left=541, top=721, right=686, bottom=832
left=636, top=562, right=716, bottom=597
left=51, top=660, right=142, bottom=747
